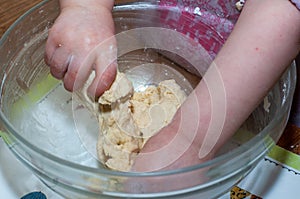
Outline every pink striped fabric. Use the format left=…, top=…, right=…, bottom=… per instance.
left=158, top=0, right=240, bottom=58
left=158, top=0, right=299, bottom=58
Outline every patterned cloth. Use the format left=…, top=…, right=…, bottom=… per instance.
left=158, top=0, right=240, bottom=59
left=158, top=0, right=299, bottom=58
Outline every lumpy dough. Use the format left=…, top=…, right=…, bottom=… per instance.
left=97, top=72, right=186, bottom=171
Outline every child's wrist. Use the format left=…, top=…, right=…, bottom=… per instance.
left=59, top=0, right=114, bottom=11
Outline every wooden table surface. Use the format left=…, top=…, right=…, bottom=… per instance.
left=0, top=0, right=43, bottom=36
left=1, top=0, right=300, bottom=155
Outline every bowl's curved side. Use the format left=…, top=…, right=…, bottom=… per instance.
left=0, top=0, right=296, bottom=198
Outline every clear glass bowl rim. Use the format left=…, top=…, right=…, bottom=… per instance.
left=0, top=0, right=296, bottom=178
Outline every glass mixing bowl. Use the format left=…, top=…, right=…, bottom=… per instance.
left=0, top=0, right=296, bottom=198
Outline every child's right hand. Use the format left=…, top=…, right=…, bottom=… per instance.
left=45, top=0, right=117, bottom=98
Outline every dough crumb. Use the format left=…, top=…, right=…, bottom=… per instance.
left=235, top=0, right=245, bottom=11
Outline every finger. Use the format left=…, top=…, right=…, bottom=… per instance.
left=87, top=37, right=118, bottom=98
left=48, top=46, right=73, bottom=80
left=63, top=52, right=94, bottom=92
left=87, top=62, right=117, bottom=98
left=45, top=28, right=71, bottom=79
left=44, top=27, right=71, bottom=80
left=44, top=27, right=59, bottom=65
left=44, top=33, right=56, bottom=66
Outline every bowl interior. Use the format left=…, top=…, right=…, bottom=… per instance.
left=0, top=0, right=294, bottom=168
left=0, top=1, right=296, bottom=197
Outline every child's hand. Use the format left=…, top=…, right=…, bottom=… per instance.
left=128, top=90, right=216, bottom=192
left=131, top=87, right=215, bottom=173
left=45, top=1, right=117, bottom=97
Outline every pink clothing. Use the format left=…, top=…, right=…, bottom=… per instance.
left=158, top=0, right=240, bottom=58
left=158, top=0, right=299, bottom=59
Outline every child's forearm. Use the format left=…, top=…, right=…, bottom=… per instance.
left=196, top=0, right=300, bottom=155
left=59, top=0, right=114, bottom=10
left=219, top=0, right=299, bottom=125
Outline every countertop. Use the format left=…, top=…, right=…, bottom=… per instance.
left=0, top=0, right=43, bottom=37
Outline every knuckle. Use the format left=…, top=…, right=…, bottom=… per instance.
left=50, top=66, right=64, bottom=80
left=44, top=53, right=51, bottom=66
left=64, top=68, right=80, bottom=92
